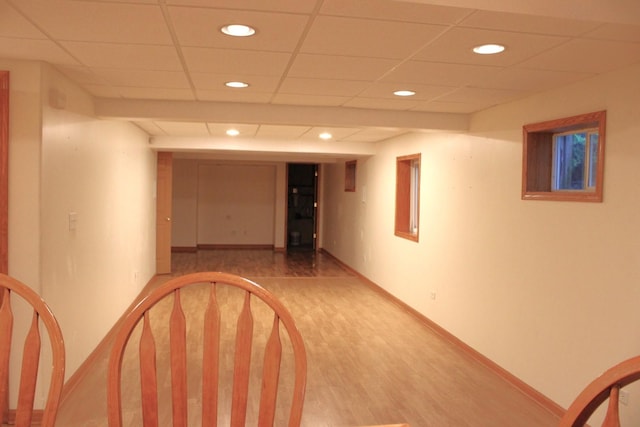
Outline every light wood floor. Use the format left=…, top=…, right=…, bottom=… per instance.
left=54, top=249, right=560, bottom=426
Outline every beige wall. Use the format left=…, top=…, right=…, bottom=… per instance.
left=172, top=159, right=286, bottom=249
left=322, top=63, right=640, bottom=425
left=3, top=60, right=157, bottom=405
left=40, top=64, right=157, bottom=378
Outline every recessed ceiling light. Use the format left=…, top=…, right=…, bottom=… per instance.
left=472, top=44, right=505, bottom=55
left=225, top=81, right=249, bottom=88
left=394, top=90, right=416, bottom=97
left=220, top=24, right=256, bottom=37
left=226, top=129, right=240, bottom=136
left=319, top=132, right=332, bottom=140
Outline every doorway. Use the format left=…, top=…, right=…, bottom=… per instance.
left=287, top=163, right=317, bottom=252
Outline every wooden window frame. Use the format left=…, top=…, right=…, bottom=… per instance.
left=344, top=160, right=356, bottom=192
left=395, top=154, right=420, bottom=242
left=522, top=110, right=606, bottom=202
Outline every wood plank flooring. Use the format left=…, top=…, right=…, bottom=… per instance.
left=54, top=249, right=560, bottom=426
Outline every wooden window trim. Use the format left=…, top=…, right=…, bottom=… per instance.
left=522, top=110, right=606, bottom=202
left=344, top=160, right=356, bottom=192
left=395, top=154, right=420, bottom=242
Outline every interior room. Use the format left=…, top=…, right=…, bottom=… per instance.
left=2, top=0, right=640, bottom=425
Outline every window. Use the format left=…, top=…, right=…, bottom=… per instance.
left=522, top=111, right=606, bottom=202
left=345, top=160, right=356, bottom=192
left=395, top=154, right=420, bottom=241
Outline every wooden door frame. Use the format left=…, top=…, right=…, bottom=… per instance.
left=0, top=70, right=9, bottom=424
left=156, top=152, right=172, bottom=274
left=1, top=71, right=8, bottom=274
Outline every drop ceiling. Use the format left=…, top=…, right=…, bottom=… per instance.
left=2, top=0, right=640, bottom=161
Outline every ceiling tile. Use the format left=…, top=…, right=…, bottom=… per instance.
left=305, top=126, right=361, bottom=140
left=168, top=7, right=309, bottom=51
left=278, top=77, right=370, bottom=96
left=320, top=0, right=473, bottom=24
left=116, top=87, right=196, bottom=100
left=155, top=121, right=211, bottom=136
left=61, top=42, right=183, bottom=71
left=382, top=60, right=501, bottom=87
left=55, top=65, right=112, bottom=86
left=287, top=54, right=399, bottom=80
left=133, top=121, right=167, bottom=137
left=343, top=97, right=421, bottom=110
left=301, top=15, right=447, bottom=59
left=190, top=73, right=281, bottom=91
left=165, top=0, right=318, bottom=14
left=340, top=128, right=408, bottom=142
left=477, top=68, right=594, bottom=91
left=357, top=82, right=456, bottom=100
left=411, top=100, right=486, bottom=113
left=0, top=37, right=80, bottom=65
left=256, top=125, right=311, bottom=139
left=434, top=87, right=525, bottom=105
left=196, top=90, right=273, bottom=103
left=271, top=93, right=349, bottom=107
left=459, top=10, right=600, bottom=36
left=12, top=1, right=173, bottom=45
left=207, top=123, right=259, bottom=138
left=91, top=69, right=191, bottom=89
left=583, top=23, right=640, bottom=42
left=182, top=47, right=292, bottom=75
left=413, top=27, right=569, bottom=66
left=518, top=38, right=640, bottom=73
left=0, top=2, right=46, bottom=38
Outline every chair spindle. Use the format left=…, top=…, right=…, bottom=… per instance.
left=258, top=315, right=282, bottom=426
left=231, top=291, right=253, bottom=426
left=202, top=283, right=220, bottom=426
left=170, top=289, right=188, bottom=427
left=15, top=311, right=41, bottom=427
left=140, top=311, right=158, bottom=427
left=0, top=288, right=13, bottom=420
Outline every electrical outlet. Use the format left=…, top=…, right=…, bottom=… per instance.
left=620, top=389, right=629, bottom=406
left=430, top=291, right=437, bottom=300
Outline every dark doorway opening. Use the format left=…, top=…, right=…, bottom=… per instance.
left=287, top=163, right=317, bottom=252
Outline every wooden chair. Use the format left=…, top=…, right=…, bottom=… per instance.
left=558, top=355, right=640, bottom=427
left=107, top=271, right=307, bottom=427
left=0, top=273, right=65, bottom=427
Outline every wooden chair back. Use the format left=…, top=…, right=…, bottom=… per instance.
left=559, top=355, right=640, bottom=427
left=107, top=271, right=307, bottom=427
left=0, top=273, right=65, bottom=427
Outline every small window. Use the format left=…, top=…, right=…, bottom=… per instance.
left=522, top=111, right=606, bottom=202
left=345, top=160, right=356, bottom=192
left=395, top=154, right=420, bottom=242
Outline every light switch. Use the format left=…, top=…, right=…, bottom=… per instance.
left=68, top=212, right=77, bottom=231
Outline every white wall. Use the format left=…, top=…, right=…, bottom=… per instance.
left=39, top=65, right=157, bottom=378
left=172, top=159, right=286, bottom=249
left=322, top=63, right=640, bottom=425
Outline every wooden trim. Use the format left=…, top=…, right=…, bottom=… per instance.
left=171, top=246, right=197, bottom=253
left=395, top=154, right=420, bottom=242
left=0, top=71, right=8, bottom=275
left=0, top=70, right=7, bottom=427
left=522, top=111, right=606, bottom=203
left=344, top=160, right=356, bottom=192
left=320, top=248, right=565, bottom=419
left=196, top=244, right=274, bottom=250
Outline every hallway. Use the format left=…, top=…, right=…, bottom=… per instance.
left=55, top=249, right=559, bottom=426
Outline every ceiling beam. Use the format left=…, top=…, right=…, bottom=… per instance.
left=95, top=98, right=470, bottom=133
